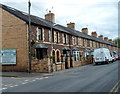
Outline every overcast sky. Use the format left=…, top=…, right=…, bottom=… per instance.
left=1, top=0, right=119, bottom=40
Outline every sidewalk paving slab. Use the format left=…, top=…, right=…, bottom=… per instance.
left=1, top=64, right=93, bottom=78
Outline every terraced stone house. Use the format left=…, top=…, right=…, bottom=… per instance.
left=0, top=4, right=118, bottom=72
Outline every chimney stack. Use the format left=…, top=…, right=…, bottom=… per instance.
left=45, top=11, right=55, bottom=23
left=104, top=37, right=108, bottom=41
left=67, top=22, right=75, bottom=29
left=108, top=39, right=112, bottom=42
left=91, top=32, right=97, bottom=37
left=81, top=28, right=88, bottom=34
left=98, top=35, right=103, bottom=40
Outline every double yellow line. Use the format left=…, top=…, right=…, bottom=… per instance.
left=109, top=80, right=120, bottom=93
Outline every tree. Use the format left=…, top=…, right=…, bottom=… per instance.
left=113, top=38, right=120, bottom=47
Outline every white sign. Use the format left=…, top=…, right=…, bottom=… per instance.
left=0, top=49, right=16, bottom=65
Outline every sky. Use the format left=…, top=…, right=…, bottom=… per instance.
left=1, top=0, right=119, bottom=40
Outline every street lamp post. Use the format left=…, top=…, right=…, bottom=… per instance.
left=28, top=0, right=31, bottom=73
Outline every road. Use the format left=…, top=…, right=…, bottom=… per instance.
left=2, top=60, right=119, bottom=93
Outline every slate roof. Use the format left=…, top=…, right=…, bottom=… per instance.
left=55, top=24, right=116, bottom=46
left=0, top=3, right=117, bottom=47
left=0, top=3, right=54, bottom=28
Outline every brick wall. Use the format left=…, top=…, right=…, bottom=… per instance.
left=1, top=8, right=29, bottom=71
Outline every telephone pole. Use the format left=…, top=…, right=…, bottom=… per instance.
left=28, top=0, right=31, bottom=73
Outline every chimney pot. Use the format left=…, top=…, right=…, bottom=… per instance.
left=104, top=37, right=108, bottom=41
left=45, top=11, right=55, bottom=23
left=108, top=39, right=112, bottom=42
left=67, top=22, right=75, bottom=29
left=81, top=28, right=88, bottom=34
left=91, top=32, right=97, bottom=37
left=98, top=35, right=103, bottom=40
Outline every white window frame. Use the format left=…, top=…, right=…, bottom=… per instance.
left=73, top=37, right=76, bottom=45
left=74, top=37, right=77, bottom=45
left=49, top=30, right=54, bottom=42
left=56, top=32, right=59, bottom=43
left=63, top=34, right=67, bottom=44
left=73, top=51, right=80, bottom=61
left=90, top=40, right=93, bottom=47
left=37, top=28, right=43, bottom=41
left=83, top=39, right=85, bottom=46
left=97, top=42, right=99, bottom=48
left=84, top=52, right=89, bottom=60
left=78, top=38, right=82, bottom=46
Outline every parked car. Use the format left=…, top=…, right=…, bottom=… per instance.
left=93, top=47, right=113, bottom=65
left=111, top=56, right=116, bottom=62
left=111, top=52, right=117, bottom=62
left=116, top=55, right=120, bottom=60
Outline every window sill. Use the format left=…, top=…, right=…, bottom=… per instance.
left=55, top=62, right=62, bottom=65
left=36, top=40, right=43, bottom=41
left=74, top=61, right=81, bottom=63
left=73, top=44, right=77, bottom=46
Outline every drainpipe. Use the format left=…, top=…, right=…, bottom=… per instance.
left=51, top=24, right=57, bottom=72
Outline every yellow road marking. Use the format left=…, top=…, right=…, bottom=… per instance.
left=109, top=80, right=120, bottom=93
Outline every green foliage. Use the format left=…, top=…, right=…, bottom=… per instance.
left=113, top=38, right=120, bottom=47
left=50, top=56, right=55, bottom=60
left=31, top=40, right=36, bottom=46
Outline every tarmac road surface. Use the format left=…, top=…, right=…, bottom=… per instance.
left=2, top=60, right=119, bottom=93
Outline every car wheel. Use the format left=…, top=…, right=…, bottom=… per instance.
left=95, top=62, right=97, bottom=65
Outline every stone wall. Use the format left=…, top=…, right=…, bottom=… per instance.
left=31, top=57, right=66, bottom=73
left=31, top=58, right=51, bottom=73
left=73, top=61, right=82, bottom=67
left=65, top=56, right=70, bottom=69
left=83, top=55, right=93, bottom=65
left=56, top=64, right=62, bottom=71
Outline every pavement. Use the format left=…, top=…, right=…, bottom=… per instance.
left=1, top=72, right=49, bottom=78
left=1, top=64, right=94, bottom=78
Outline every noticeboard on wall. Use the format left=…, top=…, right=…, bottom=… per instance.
left=0, top=49, right=16, bottom=65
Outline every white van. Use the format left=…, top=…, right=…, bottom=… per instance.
left=93, top=47, right=113, bottom=64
